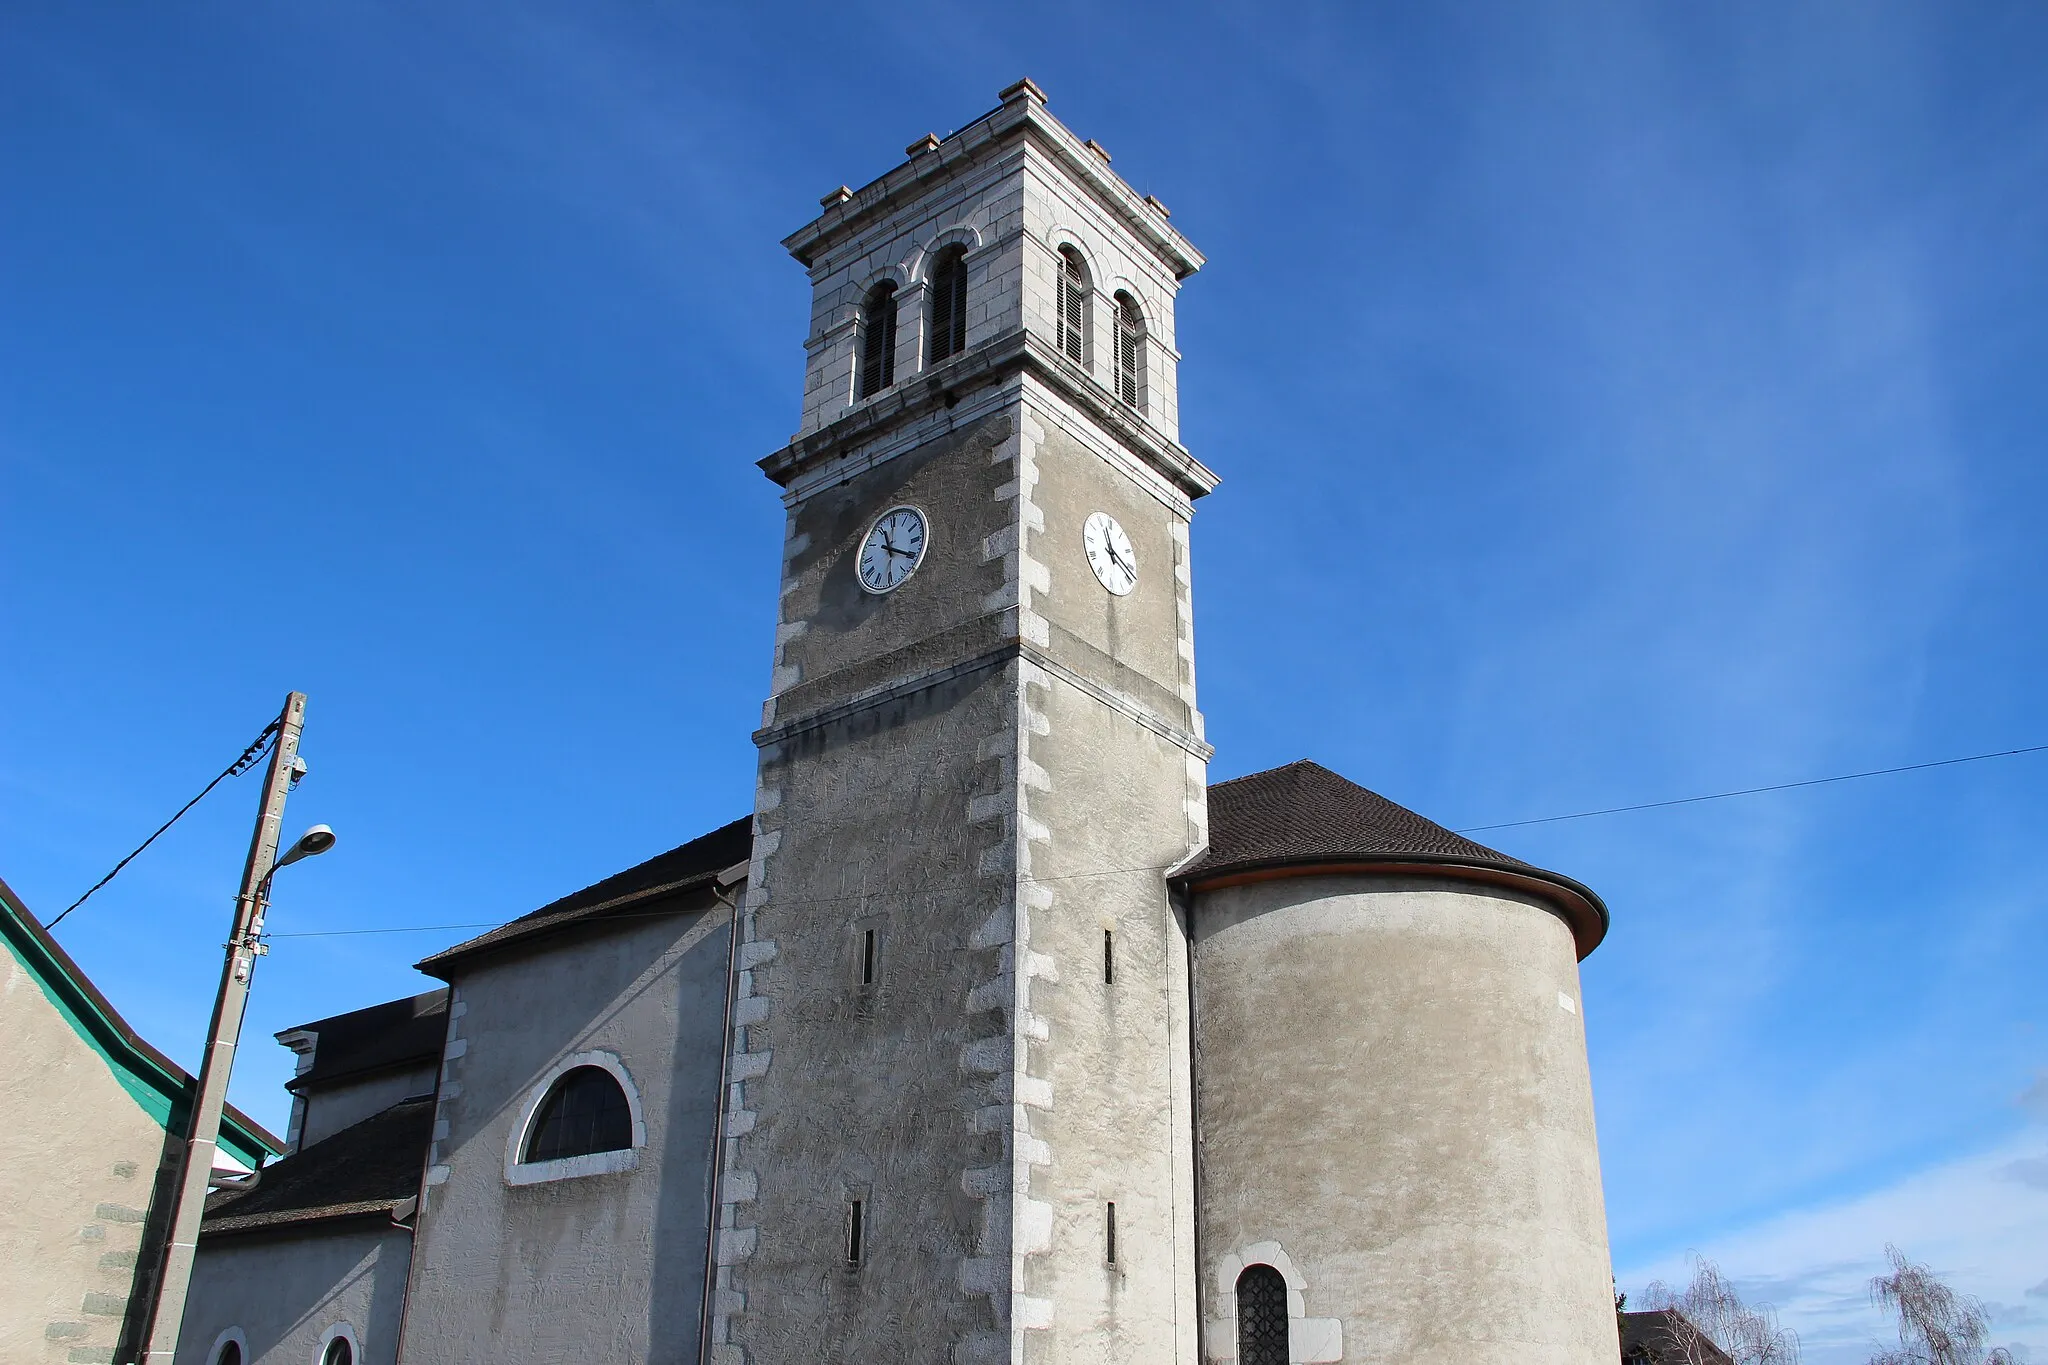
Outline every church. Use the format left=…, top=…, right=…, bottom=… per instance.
left=175, top=80, right=1618, bottom=1365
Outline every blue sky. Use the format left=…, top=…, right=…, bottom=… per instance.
left=5, top=4, right=2044, bottom=1358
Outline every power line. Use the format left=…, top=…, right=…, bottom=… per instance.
left=264, top=740, right=2048, bottom=942
left=1454, top=742, right=2048, bottom=834
left=46, top=720, right=281, bottom=931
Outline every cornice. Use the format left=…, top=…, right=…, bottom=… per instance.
left=782, top=82, right=1203, bottom=282
left=758, top=326, right=1219, bottom=500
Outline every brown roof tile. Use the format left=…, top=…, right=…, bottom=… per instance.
left=201, top=1096, right=432, bottom=1237
left=1181, top=760, right=1609, bottom=956
left=416, top=816, right=750, bottom=978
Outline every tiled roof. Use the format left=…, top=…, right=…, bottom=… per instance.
left=284, top=989, right=448, bottom=1094
left=1180, top=760, right=1609, bottom=956
left=201, top=1096, right=432, bottom=1237
left=415, top=816, right=751, bottom=978
left=1620, top=1310, right=1735, bottom=1365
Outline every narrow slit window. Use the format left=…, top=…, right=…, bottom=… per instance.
left=861, top=929, right=876, bottom=986
left=1105, top=1200, right=1117, bottom=1266
left=927, top=246, right=969, bottom=364
left=1236, top=1264, right=1290, bottom=1365
left=857, top=282, right=898, bottom=399
left=1057, top=245, right=1090, bottom=367
left=1103, top=929, right=1115, bottom=985
left=845, top=1199, right=865, bottom=1266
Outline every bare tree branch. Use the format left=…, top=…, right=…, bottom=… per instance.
left=1867, top=1244, right=2016, bottom=1365
left=1641, top=1256, right=1803, bottom=1365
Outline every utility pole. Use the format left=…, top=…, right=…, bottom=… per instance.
left=138, top=691, right=306, bottom=1364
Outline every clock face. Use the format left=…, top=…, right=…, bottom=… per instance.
left=857, top=505, right=928, bottom=594
left=1083, top=511, right=1138, bottom=596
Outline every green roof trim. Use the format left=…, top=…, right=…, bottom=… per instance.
left=0, top=875, right=282, bottom=1168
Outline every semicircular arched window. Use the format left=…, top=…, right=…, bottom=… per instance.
left=928, top=246, right=970, bottom=364
left=524, top=1065, right=633, bottom=1163
left=1056, top=245, right=1091, bottom=367
left=214, top=1342, right=243, bottom=1365
left=1113, top=291, right=1145, bottom=410
left=321, top=1336, right=353, bottom=1365
left=1236, top=1263, right=1290, bottom=1365
left=857, top=281, right=898, bottom=399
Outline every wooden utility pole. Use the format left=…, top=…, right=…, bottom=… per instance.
left=138, top=691, right=306, bottom=1363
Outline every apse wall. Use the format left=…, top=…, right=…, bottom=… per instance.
left=1189, top=872, right=1617, bottom=1365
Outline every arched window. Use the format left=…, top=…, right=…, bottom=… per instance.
left=213, top=1343, right=243, bottom=1365
left=857, top=281, right=898, bottom=399
left=927, top=246, right=969, bottom=364
left=1056, top=245, right=1090, bottom=367
left=1236, top=1264, right=1290, bottom=1365
left=524, top=1065, right=632, bottom=1163
left=1113, top=291, right=1145, bottom=410
left=321, top=1336, right=354, bottom=1365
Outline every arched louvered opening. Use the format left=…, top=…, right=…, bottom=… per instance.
left=1056, top=245, right=1090, bottom=368
left=927, top=246, right=969, bottom=364
left=857, top=281, right=898, bottom=398
left=1236, top=1264, right=1290, bottom=1365
left=1114, top=291, right=1145, bottom=410
left=524, top=1065, right=633, bottom=1162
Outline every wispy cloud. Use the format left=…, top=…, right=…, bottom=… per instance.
left=1621, top=1121, right=2048, bottom=1365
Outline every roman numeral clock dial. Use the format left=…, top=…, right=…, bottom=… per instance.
left=857, top=505, right=928, bottom=594
left=1084, top=511, right=1138, bottom=596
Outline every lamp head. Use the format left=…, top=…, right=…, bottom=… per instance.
left=272, top=825, right=337, bottom=872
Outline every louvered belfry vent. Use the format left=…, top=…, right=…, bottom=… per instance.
left=1114, top=291, right=1144, bottom=409
left=1236, top=1264, right=1290, bottom=1365
left=857, top=282, right=898, bottom=399
left=928, top=247, right=969, bottom=364
left=1057, top=245, right=1090, bottom=366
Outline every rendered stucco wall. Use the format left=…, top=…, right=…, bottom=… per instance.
left=1, top=938, right=173, bottom=1364
left=299, top=1065, right=437, bottom=1150
left=723, top=348, right=1206, bottom=1362
left=400, top=901, right=733, bottom=1364
left=1190, top=875, right=1617, bottom=1365
left=175, top=1225, right=409, bottom=1365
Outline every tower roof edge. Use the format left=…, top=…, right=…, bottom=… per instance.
left=781, top=82, right=1204, bottom=280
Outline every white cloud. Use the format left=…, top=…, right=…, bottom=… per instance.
left=1620, top=1130, right=2048, bottom=1365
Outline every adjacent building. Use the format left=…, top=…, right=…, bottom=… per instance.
left=1, top=877, right=279, bottom=1365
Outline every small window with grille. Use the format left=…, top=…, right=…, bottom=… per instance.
left=1114, top=291, right=1145, bottom=410
left=857, top=281, right=898, bottom=399
left=1057, top=245, right=1090, bottom=368
left=927, top=247, right=969, bottom=364
left=1236, top=1264, right=1290, bottom=1365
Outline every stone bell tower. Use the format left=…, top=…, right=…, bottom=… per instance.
left=710, top=80, right=1214, bottom=1365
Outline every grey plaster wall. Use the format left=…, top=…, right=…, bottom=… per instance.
left=1012, top=390, right=1204, bottom=1365
left=722, top=355, right=1207, bottom=1365
left=401, top=898, right=733, bottom=1365
left=1190, top=875, right=1617, bottom=1365
left=300, top=1065, right=437, bottom=1150
left=1, top=939, right=172, bottom=1364
left=727, top=661, right=1018, bottom=1360
left=175, top=1225, right=410, bottom=1365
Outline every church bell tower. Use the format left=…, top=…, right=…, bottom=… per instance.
left=711, top=80, right=1215, bottom=1365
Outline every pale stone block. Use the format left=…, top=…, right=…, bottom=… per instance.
left=1293, top=1317, right=1344, bottom=1362
left=713, top=1227, right=757, bottom=1265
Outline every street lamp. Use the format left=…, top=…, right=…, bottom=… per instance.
left=140, top=694, right=337, bottom=1363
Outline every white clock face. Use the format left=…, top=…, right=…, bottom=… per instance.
left=857, top=505, right=928, bottom=594
left=1083, top=511, right=1138, bottom=596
